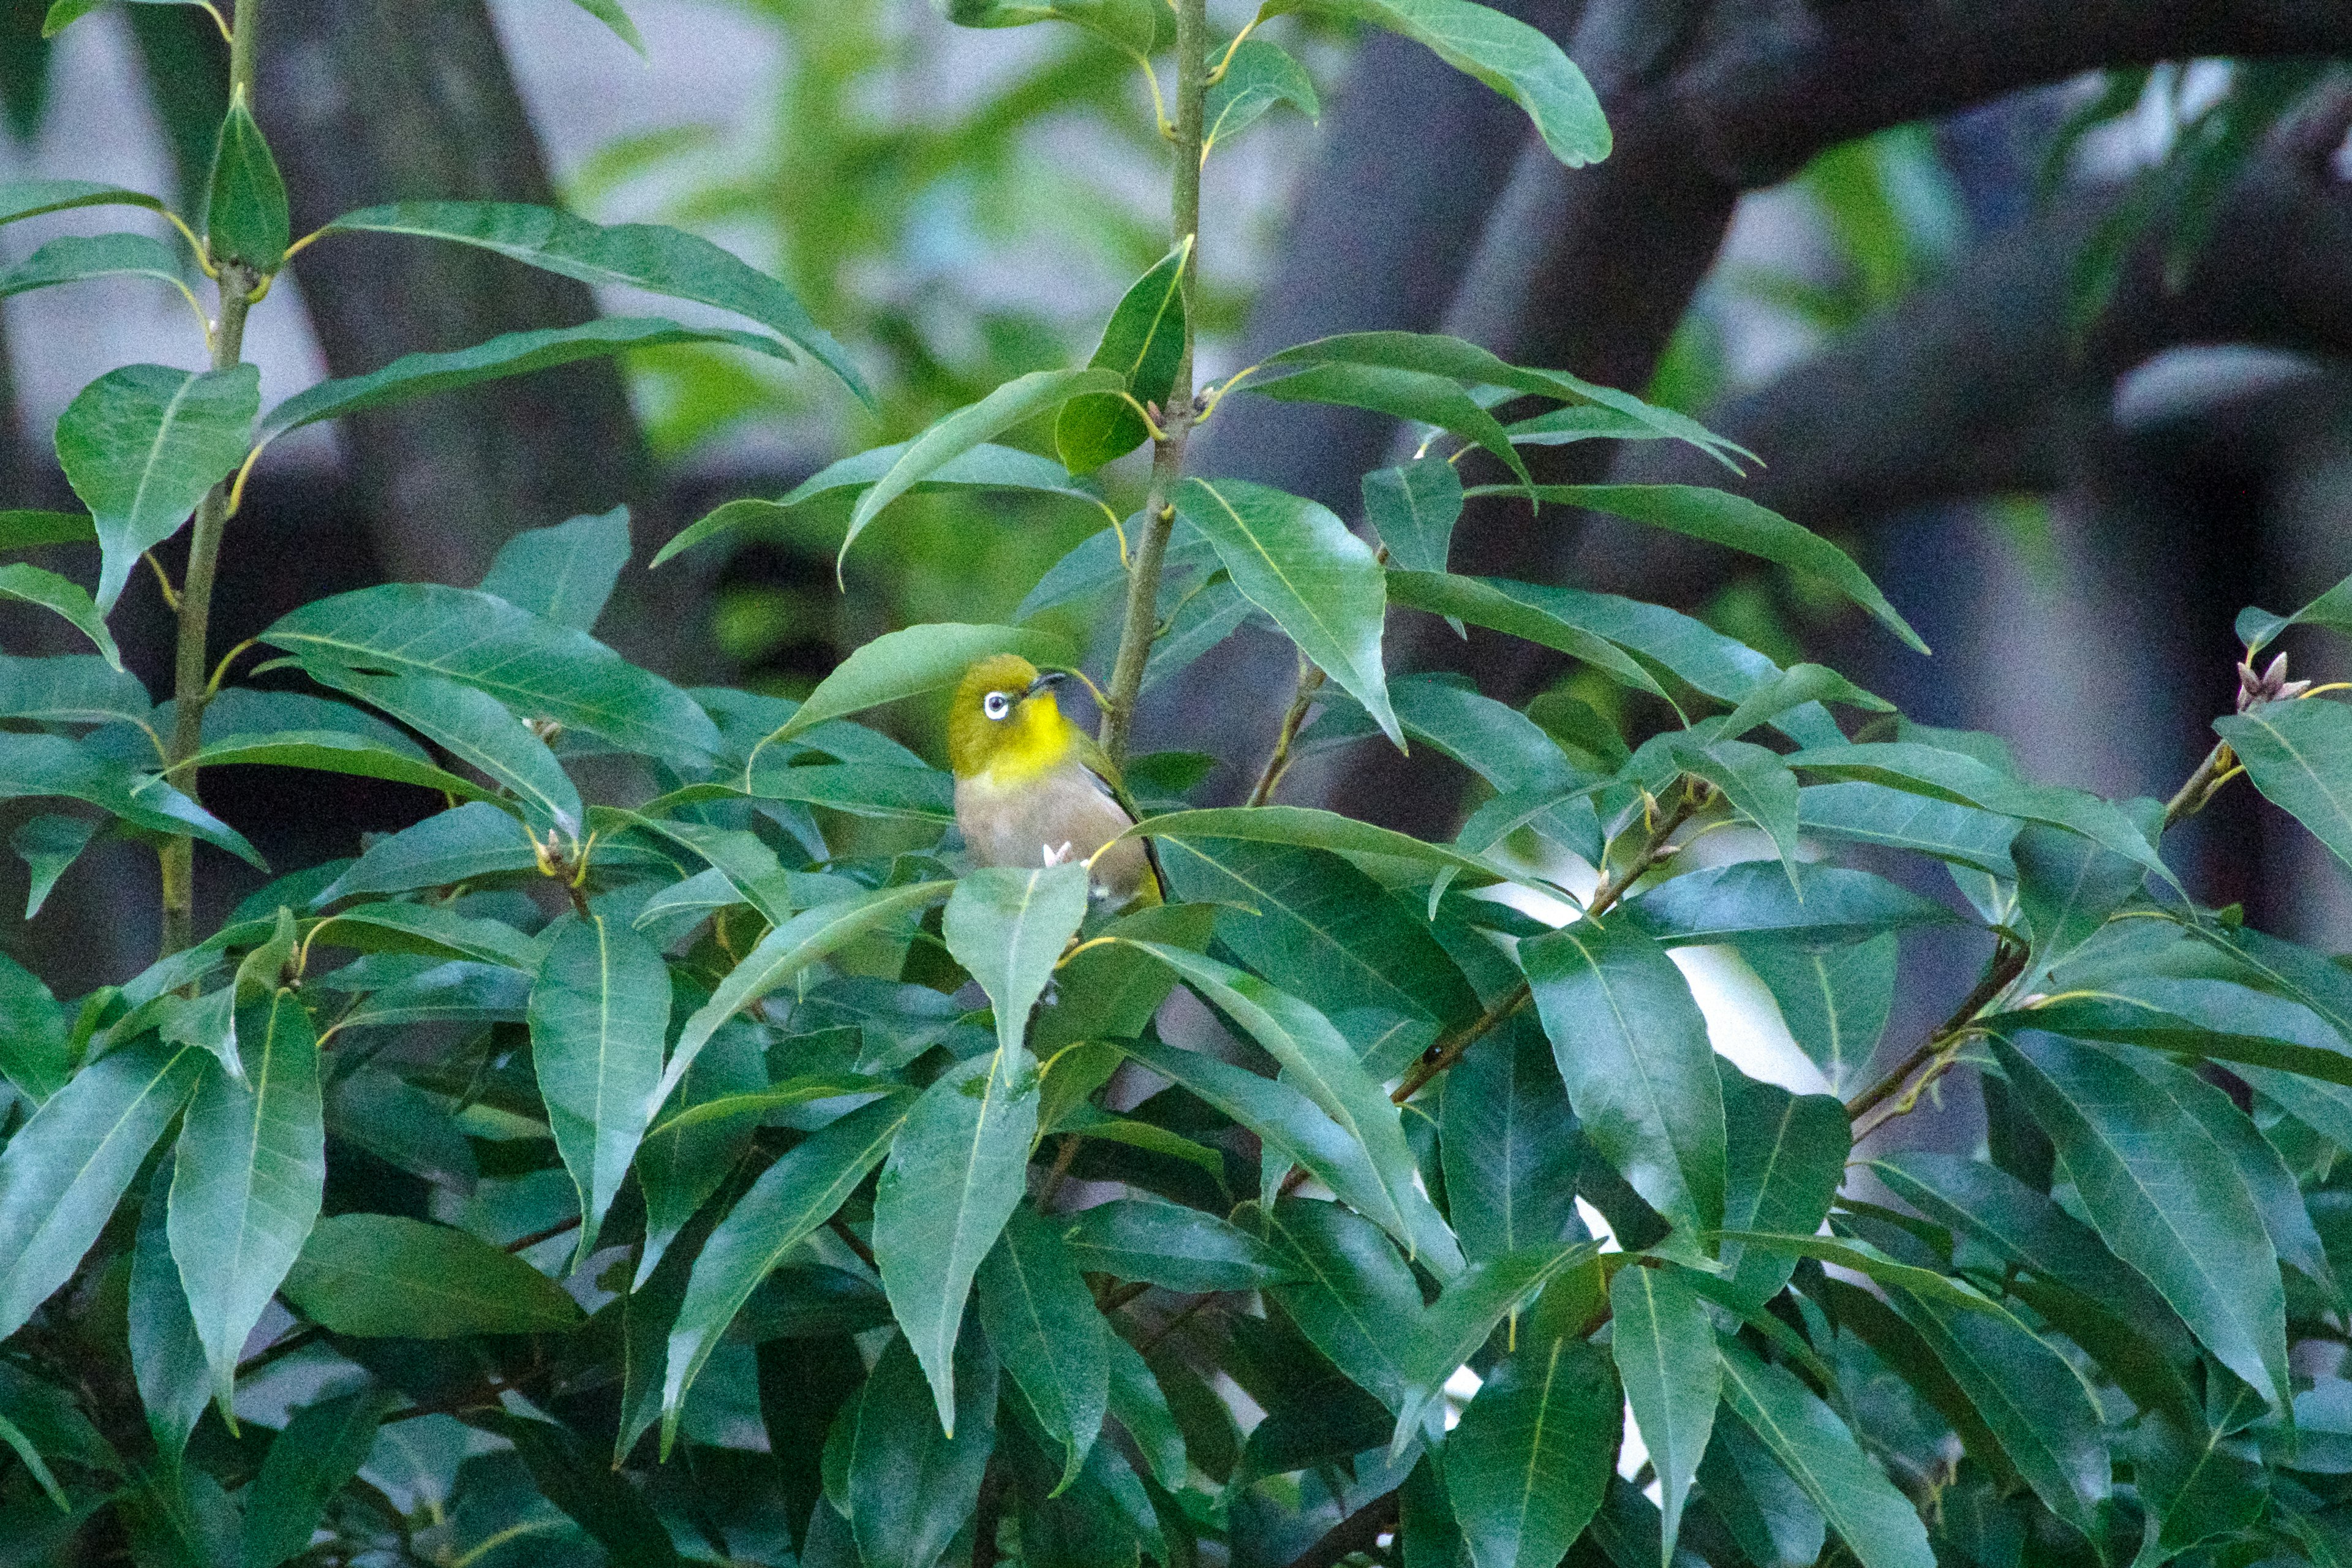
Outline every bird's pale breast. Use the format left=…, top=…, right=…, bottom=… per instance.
left=955, top=763, right=1152, bottom=904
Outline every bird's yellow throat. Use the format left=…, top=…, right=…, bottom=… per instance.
left=947, top=654, right=1086, bottom=785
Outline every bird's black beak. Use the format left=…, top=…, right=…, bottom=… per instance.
left=1022, top=671, right=1068, bottom=701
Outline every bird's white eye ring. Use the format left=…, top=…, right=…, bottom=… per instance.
left=983, top=692, right=1011, bottom=721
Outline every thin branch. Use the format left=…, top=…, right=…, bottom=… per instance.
left=1844, top=940, right=2029, bottom=1125
left=1247, top=654, right=1326, bottom=806
left=503, top=1215, right=581, bottom=1255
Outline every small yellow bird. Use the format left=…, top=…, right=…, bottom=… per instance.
left=948, top=654, right=1162, bottom=908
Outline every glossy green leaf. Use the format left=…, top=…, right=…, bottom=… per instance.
left=874, top=1045, right=1041, bottom=1433
left=155, top=984, right=241, bottom=1085
left=1441, top=1016, right=1583, bottom=1264
left=764, top=622, right=1074, bottom=746
left=0, top=1039, right=204, bottom=1340
left=1385, top=571, right=1672, bottom=701
left=1523, top=919, right=1725, bottom=1250
left=1396, top=1240, right=1597, bottom=1445
left=1264, top=1197, right=1427, bottom=1413
left=1258, top=362, right=1532, bottom=488
left=241, top=1387, right=393, bottom=1568
left=635, top=1017, right=767, bottom=1289
left=1476, top=484, right=1924, bottom=652
left=1883, top=1284, right=2108, bottom=1544
left=1259, top=0, right=1606, bottom=166
left=1699, top=1417, right=1825, bottom=1568
left=1133, top=804, right=1504, bottom=883
left=168, top=993, right=322, bottom=1409
left=203, top=90, right=288, bottom=271
left=1140, top=573, right=1256, bottom=693
left=1787, top=741, right=2177, bottom=891
left=309, top=899, right=539, bottom=970
left=480, top=505, right=630, bottom=629
left=0, top=955, right=68, bottom=1105
left=1717, top=1069, right=1847, bottom=1310
left=566, top=0, right=646, bottom=51
left=56, top=361, right=258, bottom=611
left=2127, top=1051, right=2332, bottom=1291
left=1447, top=1332, right=1620, bottom=1568
left=1796, top=782, right=2018, bottom=875
left=1203, top=37, right=1319, bottom=153
left=1992, top=1031, right=2287, bottom=1406
left=1738, top=934, right=1894, bottom=1095
left=1016, top=513, right=1213, bottom=620
left=0, top=654, right=148, bottom=728
left=1717, top=662, right=1893, bottom=739
left=978, top=1204, right=1109, bottom=1490
left=183, top=723, right=512, bottom=808
left=1363, top=458, right=1464, bottom=578
left=2239, top=568, right=2352, bottom=654
left=323, top=1067, right=480, bottom=1193
left=1059, top=1194, right=1298, bottom=1291
left=1610, top=1264, right=1717, bottom=1565
left=529, top=914, right=669, bottom=1264
left=0, top=175, right=166, bottom=221
left=1660, top=733, right=1802, bottom=882
left=263, top=581, right=721, bottom=764
left=845, top=366, right=1121, bottom=566
left=2012, top=818, right=2148, bottom=981
left=279, top=1213, right=580, bottom=1336
left=0, top=510, right=98, bottom=554
left=1058, top=241, right=1188, bottom=473
left=0, top=1411, right=64, bottom=1513
left=1623, top=860, right=1956, bottom=948
left=848, top=1330, right=998, bottom=1567
left=13, top=814, right=95, bottom=921
left=1180, top=476, right=1401, bottom=747
left=0, top=564, right=121, bottom=669
left=946, top=861, right=1091, bottom=1057
left=320, top=200, right=868, bottom=402
left=129, top=1159, right=209, bottom=1461
left=1128, top=940, right=1461, bottom=1273
left=1103, top=1332, right=1185, bottom=1490
left=662, top=1095, right=911, bottom=1435
left=1716, top=1338, right=1934, bottom=1568
left=2218, top=698, right=2352, bottom=872
left=255, top=316, right=791, bottom=451
left=481, top=1410, right=686, bottom=1567
left=658, top=443, right=1101, bottom=568
left=318, top=802, right=538, bottom=900
left=658, top=879, right=953, bottom=1106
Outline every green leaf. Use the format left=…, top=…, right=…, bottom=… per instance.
left=1610, top=1265, right=1717, bottom=1566
left=1385, top=571, right=1672, bottom=701
left=308, top=899, right=540, bottom=970
left=937, top=0, right=1157, bottom=51
left=0, top=1409, right=66, bottom=1515
left=320, top=802, right=538, bottom=901
left=848, top=1331, right=999, bottom=1567
left=1659, top=733, right=1803, bottom=883
left=14, top=814, right=95, bottom=920
left=1126, top=940, right=1461, bottom=1273
left=241, top=1388, right=393, bottom=1568
left=0, top=233, right=187, bottom=306
left=0, top=174, right=165, bottom=217
left=844, top=366, right=1123, bottom=568
left=1795, top=782, right=2018, bottom=876
left=1263, top=1197, right=1428, bottom=1414
left=635, top=1017, right=767, bottom=1288
left=657, top=880, right=954, bottom=1106
left=263, top=582, right=722, bottom=764
left=279, top=1213, right=581, bottom=1336
left=662, top=1096, right=911, bottom=1436
left=1717, top=1069, right=1848, bottom=1311
left=1474, top=485, right=1924, bottom=653
left=1059, top=1194, right=1298, bottom=1291
left=1716, top=662, right=1893, bottom=741
left=1395, top=1240, right=1599, bottom=1444
left=764, top=622, right=1074, bottom=745
left=0, top=1039, right=205, bottom=1340
left=0, top=654, right=148, bottom=728
left=2218, top=699, right=2352, bottom=872
left=479, top=1411, right=686, bottom=1567
left=167, top=993, right=323, bottom=1411
left=480, top=505, right=631, bottom=629
left=657, top=444, right=1102, bottom=568
left=946, top=861, right=1092, bottom=1057
left=1058, top=241, right=1189, bottom=473
left=1204, top=37, right=1319, bottom=153
left=320, top=200, right=868, bottom=403
left=1991, top=1031, right=2287, bottom=1406
left=1257, top=363, right=1532, bottom=488
left=1785, top=741, right=2177, bottom=891
left=156, top=984, right=241, bottom=1085
left=0, top=564, right=121, bottom=671
left=1140, top=573, right=1256, bottom=694
left=1134, top=804, right=1505, bottom=883
left=1622, top=861, right=1957, bottom=948
left=873, top=1045, right=1041, bottom=1433
left=978, top=1204, right=1109, bottom=1490
left=1259, top=0, right=1607, bottom=166
left=1441, top=1016, right=1584, bottom=1264
left=1104, top=1333, right=1186, bottom=1490
left=1882, top=1285, right=2108, bottom=1545
left=127, top=1159, right=209, bottom=1461
left=566, top=0, right=646, bottom=52
left=1698, top=1417, right=1825, bottom=1568
left=1017, top=514, right=1213, bottom=621
left=56, top=362, right=259, bottom=611
left=1523, top=919, right=1725, bottom=1251
left=0, top=954, right=69, bottom=1104
left=1363, top=458, right=1463, bottom=578
left=1446, top=1333, right=1621, bottom=1568
left=1715, top=1338, right=1934, bottom=1568
left=203, top=89, right=288, bottom=271
left=1736, top=935, right=1894, bottom=1098
left=2238, top=567, right=2352, bottom=654
left=2126, top=1051, right=2332, bottom=1292
left=2010, top=818, right=2149, bottom=974
left=529, top=914, right=669, bottom=1265
left=255, top=316, right=793, bottom=450
left=1180, top=476, right=1401, bottom=746
left=182, top=724, right=514, bottom=810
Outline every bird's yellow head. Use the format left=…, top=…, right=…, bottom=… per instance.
left=948, top=655, right=1082, bottom=782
